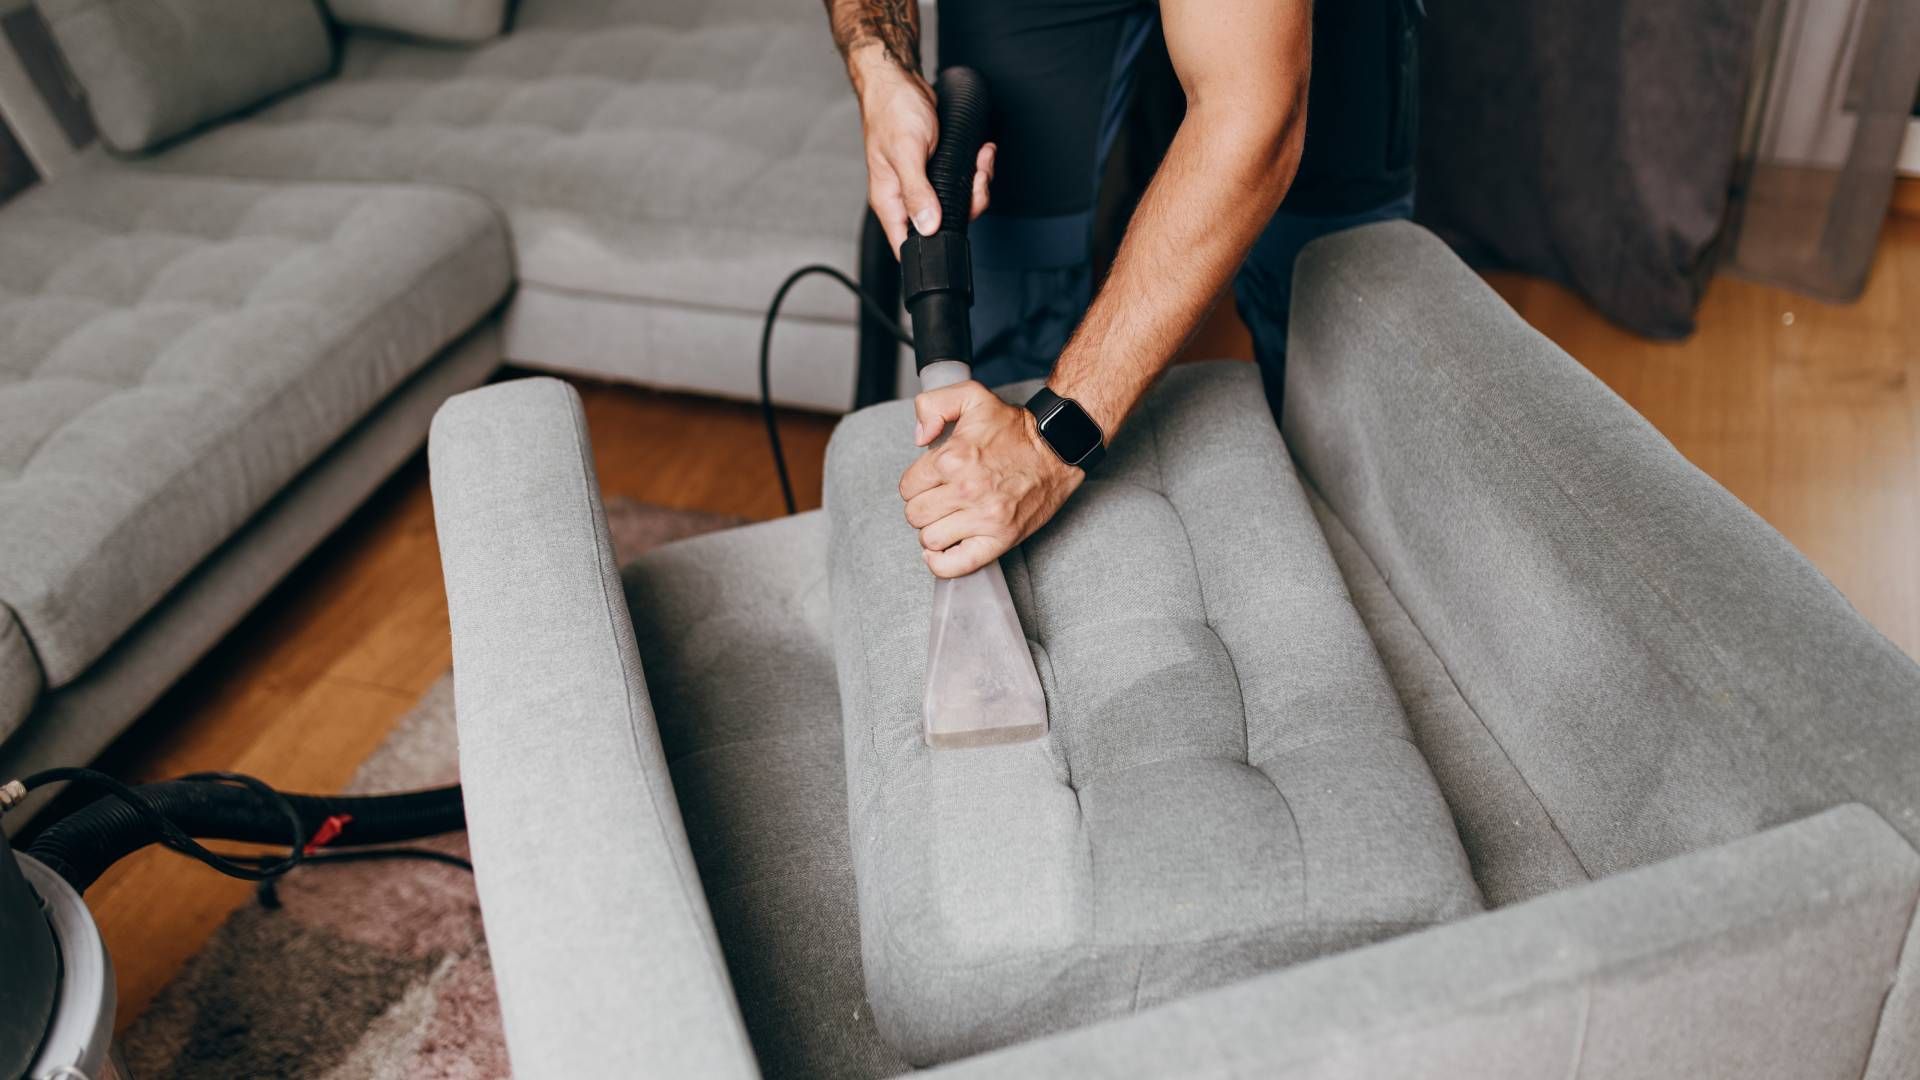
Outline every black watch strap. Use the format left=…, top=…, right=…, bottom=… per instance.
left=1025, top=387, right=1107, bottom=471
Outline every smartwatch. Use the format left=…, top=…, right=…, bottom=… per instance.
left=1024, top=387, right=1106, bottom=471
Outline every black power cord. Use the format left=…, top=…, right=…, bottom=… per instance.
left=760, top=264, right=910, bottom=515
left=253, top=846, right=473, bottom=909
left=11, top=767, right=465, bottom=891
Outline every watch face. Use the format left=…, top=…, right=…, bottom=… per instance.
left=1042, top=400, right=1103, bottom=462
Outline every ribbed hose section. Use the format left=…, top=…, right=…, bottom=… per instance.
left=926, top=67, right=991, bottom=235
left=27, top=782, right=465, bottom=891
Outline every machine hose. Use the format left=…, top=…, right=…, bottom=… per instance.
left=25, top=777, right=464, bottom=892
left=924, top=66, right=991, bottom=236
left=900, top=67, right=993, bottom=373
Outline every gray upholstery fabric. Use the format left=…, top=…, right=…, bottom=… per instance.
left=142, top=0, right=866, bottom=324
left=933, top=804, right=1920, bottom=1079
left=40, top=0, right=333, bottom=153
left=0, top=168, right=510, bottom=687
left=625, top=513, right=909, bottom=1080
left=2, top=326, right=498, bottom=829
left=324, top=0, right=508, bottom=44
left=826, top=361, right=1482, bottom=1064
left=1284, top=220, right=1920, bottom=873
left=503, top=282, right=866, bottom=412
left=430, top=376, right=759, bottom=1079
left=0, top=605, right=38, bottom=744
left=1307, top=487, right=1589, bottom=907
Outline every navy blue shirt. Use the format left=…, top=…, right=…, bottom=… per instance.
left=937, top=0, right=1421, bottom=219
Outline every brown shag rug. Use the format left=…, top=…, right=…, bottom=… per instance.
left=121, top=499, right=748, bottom=1078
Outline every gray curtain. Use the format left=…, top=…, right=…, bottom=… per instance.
left=1724, top=0, right=1920, bottom=301
left=1413, top=1, right=1765, bottom=339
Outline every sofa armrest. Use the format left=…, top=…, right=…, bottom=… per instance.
left=1283, top=221, right=1920, bottom=872
left=428, top=378, right=758, bottom=1080
left=932, top=804, right=1920, bottom=1078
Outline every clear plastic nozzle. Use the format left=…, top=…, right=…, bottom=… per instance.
left=918, top=361, right=1048, bottom=749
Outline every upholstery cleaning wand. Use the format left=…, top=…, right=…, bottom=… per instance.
left=902, top=67, right=1047, bottom=749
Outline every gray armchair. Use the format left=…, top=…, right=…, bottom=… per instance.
left=427, top=222, right=1920, bottom=1078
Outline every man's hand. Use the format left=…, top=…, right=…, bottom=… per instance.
left=900, top=381, right=1082, bottom=578
left=845, top=47, right=995, bottom=256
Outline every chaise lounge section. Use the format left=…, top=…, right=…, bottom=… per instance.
left=0, top=168, right=511, bottom=818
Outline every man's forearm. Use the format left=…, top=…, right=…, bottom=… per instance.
left=885, top=0, right=1306, bottom=580
left=1049, top=99, right=1306, bottom=437
left=825, top=0, right=920, bottom=87
left=894, top=102, right=1302, bottom=580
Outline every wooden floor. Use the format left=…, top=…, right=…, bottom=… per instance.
left=1486, top=214, right=1920, bottom=661
left=59, top=213, right=1920, bottom=1032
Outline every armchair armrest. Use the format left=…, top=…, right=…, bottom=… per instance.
left=933, top=804, right=1920, bottom=1079
left=429, top=377, right=758, bottom=1079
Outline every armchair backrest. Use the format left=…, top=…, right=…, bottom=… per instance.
left=1284, top=221, right=1920, bottom=879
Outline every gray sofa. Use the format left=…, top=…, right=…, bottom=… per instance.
left=21, top=0, right=878, bottom=410
left=428, top=221, right=1920, bottom=1077
left=126, top=0, right=875, bottom=410
left=0, top=0, right=878, bottom=818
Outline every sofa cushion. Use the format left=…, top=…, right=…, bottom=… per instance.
left=325, top=0, right=510, bottom=45
left=40, top=0, right=334, bottom=153
left=0, top=168, right=511, bottom=688
left=824, top=361, right=1483, bottom=1064
left=138, top=0, right=867, bottom=324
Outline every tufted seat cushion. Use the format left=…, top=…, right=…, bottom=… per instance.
left=139, top=0, right=867, bottom=325
left=825, top=362, right=1483, bottom=1063
left=0, top=169, right=512, bottom=690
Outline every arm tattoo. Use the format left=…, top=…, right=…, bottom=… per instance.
left=827, top=0, right=920, bottom=74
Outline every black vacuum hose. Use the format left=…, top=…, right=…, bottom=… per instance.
left=756, top=74, right=982, bottom=512
left=902, top=67, right=992, bottom=372
left=27, top=779, right=464, bottom=892
left=924, top=66, right=991, bottom=238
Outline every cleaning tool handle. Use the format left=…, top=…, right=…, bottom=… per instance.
left=906, top=70, right=1048, bottom=748
left=925, top=67, right=990, bottom=237
left=901, top=67, right=990, bottom=372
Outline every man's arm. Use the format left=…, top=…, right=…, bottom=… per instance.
left=826, top=0, right=920, bottom=74
left=902, top=0, right=1311, bottom=577
left=1048, top=1, right=1310, bottom=434
left=825, top=0, right=993, bottom=254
